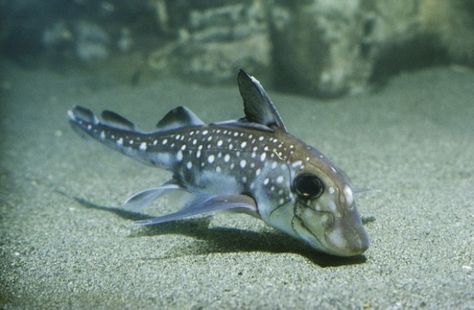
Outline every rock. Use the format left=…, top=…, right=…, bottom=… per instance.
left=268, top=0, right=474, bottom=97
left=269, top=0, right=372, bottom=97
left=149, top=1, right=271, bottom=84
left=75, top=20, right=111, bottom=62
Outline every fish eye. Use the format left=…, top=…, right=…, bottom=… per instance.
left=293, top=173, right=324, bottom=199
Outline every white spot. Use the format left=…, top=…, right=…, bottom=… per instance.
left=177, top=150, right=183, bottom=161
left=236, top=151, right=240, bottom=157
left=250, top=162, right=255, bottom=168
left=100, top=131, right=105, bottom=139
left=139, top=142, right=147, bottom=151
left=230, top=163, right=235, bottom=169
left=256, top=168, right=261, bottom=176
left=291, top=160, right=302, bottom=168
left=343, top=185, right=354, bottom=206
left=129, top=140, right=134, bottom=145
left=224, top=154, right=230, bottom=162
left=196, top=150, right=201, bottom=158
left=305, top=156, right=310, bottom=161
left=216, top=166, right=221, bottom=173
left=198, top=145, right=203, bottom=150
left=331, top=166, right=337, bottom=173
left=186, top=161, right=193, bottom=169
left=276, top=176, right=284, bottom=183
left=207, top=136, right=212, bottom=141
left=175, top=134, right=181, bottom=140
left=162, top=139, right=168, bottom=145
left=252, top=146, right=258, bottom=152
left=240, top=159, right=246, bottom=168
left=259, top=136, right=264, bottom=141
left=328, top=187, right=336, bottom=194
left=271, top=162, right=278, bottom=169
left=217, top=152, right=222, bottom=158
left=153, top=140, right=158, bottom=145
left=242, top=176, right=247, bottom=183
left=278, top=198, right=285, bottom=205
left=192, top=139, right=197, bottom=145
left=263, top=178, right=269, bottom=185
left=87, top=124, right=92, bottom=130
left=117, top=138, right=123, bottom=146
left=181, top=144, right=187, bottom=151
left=202, top=130, right=208, bottom=135
left=251, top=152, right=256, bottom=158
left=208, top=155, right=215, bottom=164
left=241, top=141, right=247, bottom=148
left=217, top=140, right=223, bottom=147
left=234, top=132, right=239, bottom=137
left=229, top=144, right=234, bottom=150
left=260, top=153, right=267, bottom=162
left=190, top=131, right=195, bottom=136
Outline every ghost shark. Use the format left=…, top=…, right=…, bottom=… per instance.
left=68, top=70, right=369, bottom=257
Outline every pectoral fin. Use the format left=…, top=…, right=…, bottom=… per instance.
left=123, top=182, right=184, bottom=210
left=135, top=193, right=257, bottom=226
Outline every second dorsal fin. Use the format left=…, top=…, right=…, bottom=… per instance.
left=156, top=106, right=205, bottom=131
left=101, top=110, right=135, bottom=130
left=237, top=70, right=287, bottom=133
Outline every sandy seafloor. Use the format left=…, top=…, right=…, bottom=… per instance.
left=0, top=61, right=473, bottom=309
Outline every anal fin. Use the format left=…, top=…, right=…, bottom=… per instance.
left=135, top=193, right=257, bottom=226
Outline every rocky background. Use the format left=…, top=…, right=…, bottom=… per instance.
left=1, top=0, right=473, bottom=97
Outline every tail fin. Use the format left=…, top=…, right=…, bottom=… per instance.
left=67, top=105, right=147, bottom=153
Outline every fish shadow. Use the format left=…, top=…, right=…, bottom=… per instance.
left=74, top=197, right=367, bottom=267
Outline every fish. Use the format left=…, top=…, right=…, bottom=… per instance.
left=67, top=70, right=369, bottom=257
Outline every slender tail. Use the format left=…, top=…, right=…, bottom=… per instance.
left=67, top=106, right=155, bottom=165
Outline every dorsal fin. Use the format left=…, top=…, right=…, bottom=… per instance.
left=72, top=106, right=99, bottom=124
left=156, top=106, right=205, bottom=131
left=101, top=110, right=135, bottom=130
left=237, top=70, right=287, bottom=133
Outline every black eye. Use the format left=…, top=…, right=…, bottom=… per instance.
left=293, top=173, right=324, bottom=199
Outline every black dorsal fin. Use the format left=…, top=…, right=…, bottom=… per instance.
left=156, top=106, right=205, bottom=131
left=101, top=110, right=136, bottom=130
left=237, top=70, right=287, bottom=133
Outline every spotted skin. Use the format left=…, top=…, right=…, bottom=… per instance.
left=68, top=70, right=369, bottom=257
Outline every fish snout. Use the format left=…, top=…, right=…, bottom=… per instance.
left=324, top=213, right=369, bottom=256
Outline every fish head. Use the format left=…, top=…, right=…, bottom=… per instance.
left=286, top=148, right=369, bottom=256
